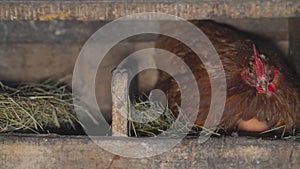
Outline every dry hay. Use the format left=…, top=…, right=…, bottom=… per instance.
left=0, top=80, right=298, bottom=140
left=129, top=98, right=220, bottom=138
left=129, top=98, right=300, bottom=140
left=0, top=80, right=80, bottom=134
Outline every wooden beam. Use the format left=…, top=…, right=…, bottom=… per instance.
left=0, top=0, right=299, bottom=21
left=0, top=135, right=299, bottom=168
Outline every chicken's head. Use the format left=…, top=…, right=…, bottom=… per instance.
left=241, top=44, right=279, bottom=94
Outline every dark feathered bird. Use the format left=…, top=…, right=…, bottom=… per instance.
left=155, top=20, right=300, bottom=133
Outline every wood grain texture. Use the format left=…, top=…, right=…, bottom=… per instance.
left=0, top=135, right=299, bottom=169
left=0, top=0, right=299, bottom=21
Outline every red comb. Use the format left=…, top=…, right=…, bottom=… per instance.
left=253, top=44, right=265, bottom=78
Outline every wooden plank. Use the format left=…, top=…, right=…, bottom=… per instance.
left=0, top=21, right=106, bottom=44
left=0, top=21, right=158, bottom=43
left=0, top=43, right=79, bottom=82
left=0, top=0, right=299, bottom=21
left=0, top=135, right=299, bottom=169
left=289, top=18, right=300, bottom=75
left=111, top=70, right=129, bottom=136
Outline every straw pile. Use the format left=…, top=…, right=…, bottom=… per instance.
left=0, top=80, right=298, bottom=140
left=128, top=99, right=220, bottom=138
left=0, top=80, right=79, bottom=134
left=129, top=98, right=300, bottom=140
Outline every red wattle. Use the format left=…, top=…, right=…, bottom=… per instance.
left=267, top=83, right=277, bottom=93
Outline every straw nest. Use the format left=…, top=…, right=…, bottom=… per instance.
left=0, top=80, right=79, bottom=134
left=128, top=98, right=300, bottom=140
left=128, top=99, right=220, bottom=138
left=0, top=80, right=298, bottom=140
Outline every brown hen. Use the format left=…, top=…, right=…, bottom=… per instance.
left=155, top=20, right=300, bottom=133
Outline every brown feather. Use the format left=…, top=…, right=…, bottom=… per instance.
left=155, top=20, right=300, bottom=132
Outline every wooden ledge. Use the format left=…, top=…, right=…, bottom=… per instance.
left=0, top=0, right=299, bottom=21
left=0, top=135, right=299, bottom=168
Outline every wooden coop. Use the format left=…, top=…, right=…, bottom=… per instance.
left=0, top=0, right=300, bottom=168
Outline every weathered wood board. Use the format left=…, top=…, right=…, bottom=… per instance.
left=0, top=135, right=299, bottom=169
left=0, top=0, right=299, bottom=21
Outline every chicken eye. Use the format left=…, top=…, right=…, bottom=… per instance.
left=267, top=70, right=274, bottom=82
left=256, top=86, right=264, bottom=93
left=249, top=69, right=252, bottom=73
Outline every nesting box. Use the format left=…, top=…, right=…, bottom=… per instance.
left=0, top=1, right=300, bottom=168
